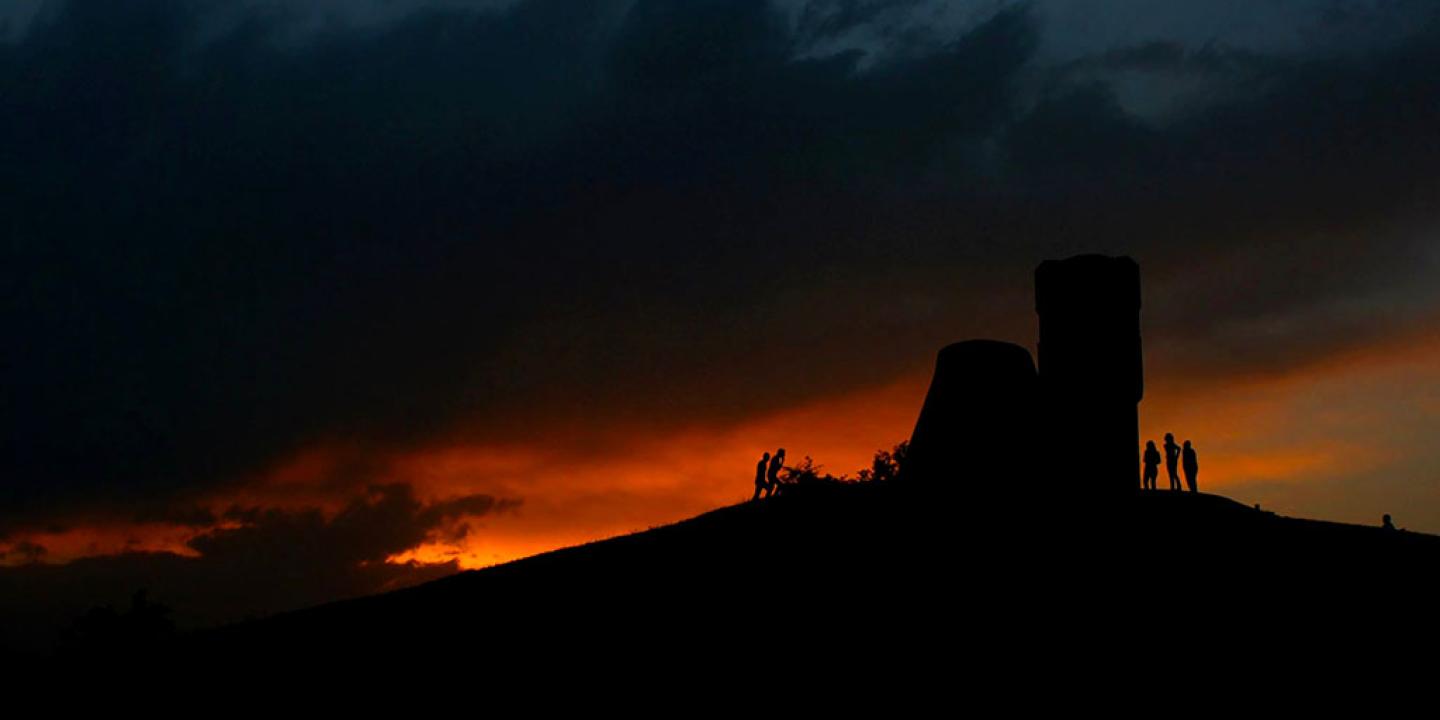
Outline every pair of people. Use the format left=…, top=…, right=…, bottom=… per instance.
left=752, top=448, right=787, bottom=500
left=1143, top=433, right=1198, bottom=492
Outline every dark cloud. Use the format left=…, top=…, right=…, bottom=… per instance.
left=0, top=482, right=515, bottom=654
left=187, top=483, right=509, bottom=583
left=4, top=0, right=1440, bottom=535
left=3, top=540, right=49, bottom=564
left=133, top=504, right=219, bottom=528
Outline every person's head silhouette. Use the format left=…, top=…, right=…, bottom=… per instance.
left=762, top=452, right=770, bottom=461
left=1146, top=440, right=1157, bottom=450
left=1165, top=433, right=1175, bottom=443
left=1183, top=440, right=1192, bottom=450
left=776, top=448, right=786, bottom=459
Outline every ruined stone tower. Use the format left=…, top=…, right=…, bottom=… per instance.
left=904, top=340, right=1037, bottom=492
left=1034, top=255, right=1143, bottom=495
left=903, top=255, right=1143, bottom=499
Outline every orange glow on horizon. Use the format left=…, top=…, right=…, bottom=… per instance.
left=0, top=523, right=205, bottom=566
left=379, top=373, right=931, bottom=569
left=6, top=328, right=1439, bottom=570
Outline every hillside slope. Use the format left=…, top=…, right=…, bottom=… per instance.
left=140, top=480, right=1440, bottom=679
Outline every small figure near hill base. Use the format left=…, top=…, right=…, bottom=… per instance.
left=1164, top=433, right=1182, bottom=491
left=1383, top=514, right=1397, bottom=531
left=752, top=452, right=772, bottom=501
left=1142, top=441, right=1161, bottom=491
left=1182, top=440, right=1199, bottom=493
left=767, top=448, right=786, bottom=497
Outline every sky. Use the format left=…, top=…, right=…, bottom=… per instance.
left=4, top=0, right=1440, bottom=644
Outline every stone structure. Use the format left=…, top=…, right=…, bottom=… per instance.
left=904, top=255, right=1143, bottom=497
left=904, top=340, right=1037, bottom=492
left=1035, top=255, right=1143, bottom=495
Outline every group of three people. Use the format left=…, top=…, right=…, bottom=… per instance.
left=752, top=448, right=787, bottom=500
left=1144, top=433, right=1199, bottom=492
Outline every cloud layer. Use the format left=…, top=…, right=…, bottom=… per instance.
left=0, top=483, right=514, bottom=652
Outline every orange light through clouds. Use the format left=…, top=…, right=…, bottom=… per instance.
left=384, top=374, right=932, bottom=569
left=4, top=332, right=1439, bottom=569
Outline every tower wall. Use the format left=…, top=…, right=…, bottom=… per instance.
left=1034, top=255, right=1143, bottom=495
left=905, top=340, right=1037, bottom=492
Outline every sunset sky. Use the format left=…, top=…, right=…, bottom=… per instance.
left=4, top=0, right=1440, bottom=639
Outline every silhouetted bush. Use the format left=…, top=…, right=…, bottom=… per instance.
left=60, top=589, right=177, bottom=662
left=856, top=442, right=908, bottom=483
left=771, top=442, right=910, bottom=499
left=783, top=456, right=832, bottom=485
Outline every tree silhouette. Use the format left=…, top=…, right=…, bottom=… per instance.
left=857, top=442, right=909, bottom=483
left=61, top=589, right=177, bottom=662
left=783, top=456, right=829, bottom=487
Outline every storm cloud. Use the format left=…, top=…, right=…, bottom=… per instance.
left=0, top=482, right=515, bottom=652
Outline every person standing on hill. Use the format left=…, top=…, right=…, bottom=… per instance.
left=1164, top=433, right=1182, bottom=491
left=1142, top=440, right=1161, bottom=491
left=753, top=451, right=772, bottom=501
left=1182, top=440, right=1199, bottom=493
left=767, top=448, right=786, bottom=497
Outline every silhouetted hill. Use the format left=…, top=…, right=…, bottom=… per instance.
left=51, top=480, right=1440, bottom=683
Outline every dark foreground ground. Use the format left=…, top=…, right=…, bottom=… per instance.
left=41, top=480, right=1440, bottom=685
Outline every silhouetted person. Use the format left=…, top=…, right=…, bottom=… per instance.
left=1182, top=440, right=1198, bottom=493
left=767, top=448, right=786, bottom=496
left=1383, top=514, right=1397, bottom=531
left=753, top=452, right=771, bottom=501
left=1164, top=433, right=1181, bottom=491
left=1142, top=440, right=1161, bottom=491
